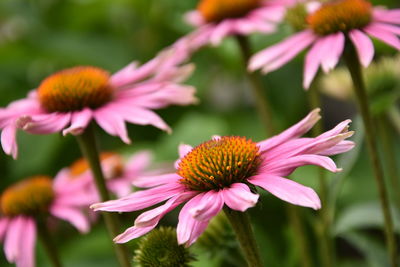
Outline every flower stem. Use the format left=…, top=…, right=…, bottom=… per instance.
left=224, top=208, right=263, bottom=267
left=343, top=42, right=398, bottom=267
left=388, top=106, right=400, bottom=135
left=37, top=220, right=62, bottom=267
left=308, top=84, right=333, bottom=267
left=236, top=35, right=275, bottom=136
left=76, top=124, right=131, bottom=267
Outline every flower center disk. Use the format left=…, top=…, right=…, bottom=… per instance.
left=38, top=66, right=114, bottom=112
left=70, top=152, right=124, bottom=179
left=0, top=176, right=54, bottom=217
left=198, top=0, right=261, bottom=23
left=178, top=136, right=261, bottom=191
left=307, top=0, right=372, bottom=36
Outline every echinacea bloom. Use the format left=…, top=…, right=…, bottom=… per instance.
left=0, top=52, right=197, bottom=159
left=0, top=175, right=90, bottom=267
left=249, top=0, right=400, bottom=88
left=56, top=150, right=157, bottom=200
left=92, top=109, right=354, bottom=246
left=183, top=0, right=291, bottom=48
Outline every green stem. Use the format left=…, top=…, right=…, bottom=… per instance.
left=37, top=220, right=62, bottom=267
left=308, top=84, right=333, bottom=267
left=236, top=35, right=275, bottom=136
left=224, top=208, right=263, bottom=267
left=343, top=42, right=398, bottom=267
left=379, top=116, right=400, bottom=213
left=388, top=106, right=400, bottom=135
left=76, top=124, right=131, bottom=267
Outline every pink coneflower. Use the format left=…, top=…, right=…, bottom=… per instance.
left=249, top=0, right=400, bottom=88
left=92, top=109, right=354, bottom=246
left=182, top=0, right=291, bottom=47
left=56, top=150, right=156, bottom=200
left=0, top=175, right=90, bottom=267
left=0, top=53, right=197, bottom=159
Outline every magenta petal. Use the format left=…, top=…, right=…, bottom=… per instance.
left=91, top=183, right=184, bottom=212
left=177, top=195, right=210, bottom=246
left=23, top=113, right=71, bottom=134
left=265, top=154, right=340, bottom=176
left=93, top=107, right=131, bottom=144
left=50, top=204, right=90, bottom=233
left=1, top=125, right=18, bottom=159
left=4, top=216, right=31, bottom=263
left=222, top=183, right=259, bottom=212
left=320, top=140, right=356, bottom=156
left=258, top=108, right=321, bottom=152
left=132, top=173, right=181, bottom=188
left=189, top=190, right=224, bottom=221
left=373, top=8, right=400, bottom=24
left=114, top=225, right=155, bottom=244
left=320, top=32, right=345, bottom=73
left=16, top=218, right=36, bottom=267
left=249, top=175, right=321, bottom=210
left=210, top=21, right=233, bottom=45
left=349, top=30, right=375, bottom=67
left=364, top=23, right=400, bottom=50
left=303, top=38, right=326, bottom=89
left=62, top=108, right=93, bottom=136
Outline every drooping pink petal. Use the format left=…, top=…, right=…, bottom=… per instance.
left=184, top=11, right=205, bottom=26
left=93, top=107, right=131, bottom=144
left=210, top=21, right=234, bottom=45
left=1, top=125, right=18, bottom=159
left=15, top=218, right=36, bottom=267
left=114, top=225, right=155, bottom=244
left=319, top=140, right=355, bottom=156
left=50, top=204, right=90, bottom=233
left=189, top=190, right=224, bottom=221
left=4, top=216, right=31, bottom=263
left=222, top=183, right=259, bottom=212
left=132, top=173, right=181, bottom=188
left=258, top=108, right=321, bottom=152
left=303, top=37, right=326, bottom=89
left=91, top=183, right=185, bottom=212
left=249, top=30, right=316, bottom=72
left=22, top=113, right=71, bottom=134
left=177, top=195, right=210, bottom=246
left=320, top=32, right=345, bottom=73
left=373, top=8, right=400, bottom=24
left=249, top=175, right=321, bottom=209
left=62, top=108, right=93, bottom=136
left=349, top=29, right=375, bottom=67
left=364, top=23, right=400, bottom=50
left=264, top=154, right=341, bottom=176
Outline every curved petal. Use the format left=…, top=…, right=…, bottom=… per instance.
left=364, top=23, right=400, bottom=50
left=249, top=175, right=321, bottom=210
left=132, top=173, right=181, bottom=188
left=0, top=218, right=10, bottom=242
left=4, top=216, right=34, bottom=264
left=222, top=183, right=259, bottom=212
left=15, top=218, right=36, bottom=267
left=320, top=32, right=345, bottom=73
left=1, top=125, right=18, bottom=159
left=93, top=107, right=131, bottom=144
left=349, top=29, right=375, bottom=67
left=62, top=108, right=93, bottom=136
left=189, top=190, right=224, bottom=221
left=50, top=204, right=90, bottom=233
left=22, top=113, right=71, bottom=134
left=114, top=225, right=155, bottom=244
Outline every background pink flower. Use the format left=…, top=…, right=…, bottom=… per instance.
left=249, top=0, right=400, bottom=88
left=0, top=175, right=90, bottom=267
left=0, top=51, right=197, bottom=159
left=92, top=108, right=354, bottom=246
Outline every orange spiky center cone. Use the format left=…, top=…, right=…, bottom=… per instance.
left=307, top=0, right=372, bottom=36
left=70, top=152, right=124, bottom=179
left=178, top=136, right=261, bottom=191
left=37, top=66, right=114, bottom=112
left=197, top=0, right=262, bottom=23
left=0, top=176, right=54, bottom=217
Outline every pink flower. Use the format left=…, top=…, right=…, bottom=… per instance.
left=0, top=52, right=197, bottom=159
left=91, top=109, right=354, bottom=246
left=0, top=175, right=91, bottom=267
left=179, top=0, right=292, bottom=50
left=56, top=150, right=158, bottom=200
left=249, top=0, right=400, bottom=88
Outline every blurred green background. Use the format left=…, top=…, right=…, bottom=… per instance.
left=0, top=0, right=399, bottom=266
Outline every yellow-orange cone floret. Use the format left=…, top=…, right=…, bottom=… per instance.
left=307, top=0, right=372, bottom=36
left=0, top=176, right=54, bottom=217
left=70, top=152, right=124, bottom=179
left=178, top=136, right=261, bottom=191
left=198, top=0, right=261, bottom=22
left=38, top=66, right=114, bottom=112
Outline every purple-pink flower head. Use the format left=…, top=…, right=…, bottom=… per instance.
left=0, top=176, right=90, bottom=267
left=91, top=109, right=355, bottom=247
left=249, top=0, right=400, bottom=88
left=0, top=55, right=197, bottom=159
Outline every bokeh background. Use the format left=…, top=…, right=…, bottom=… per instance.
left=0, top=0, right=399, bottom=266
